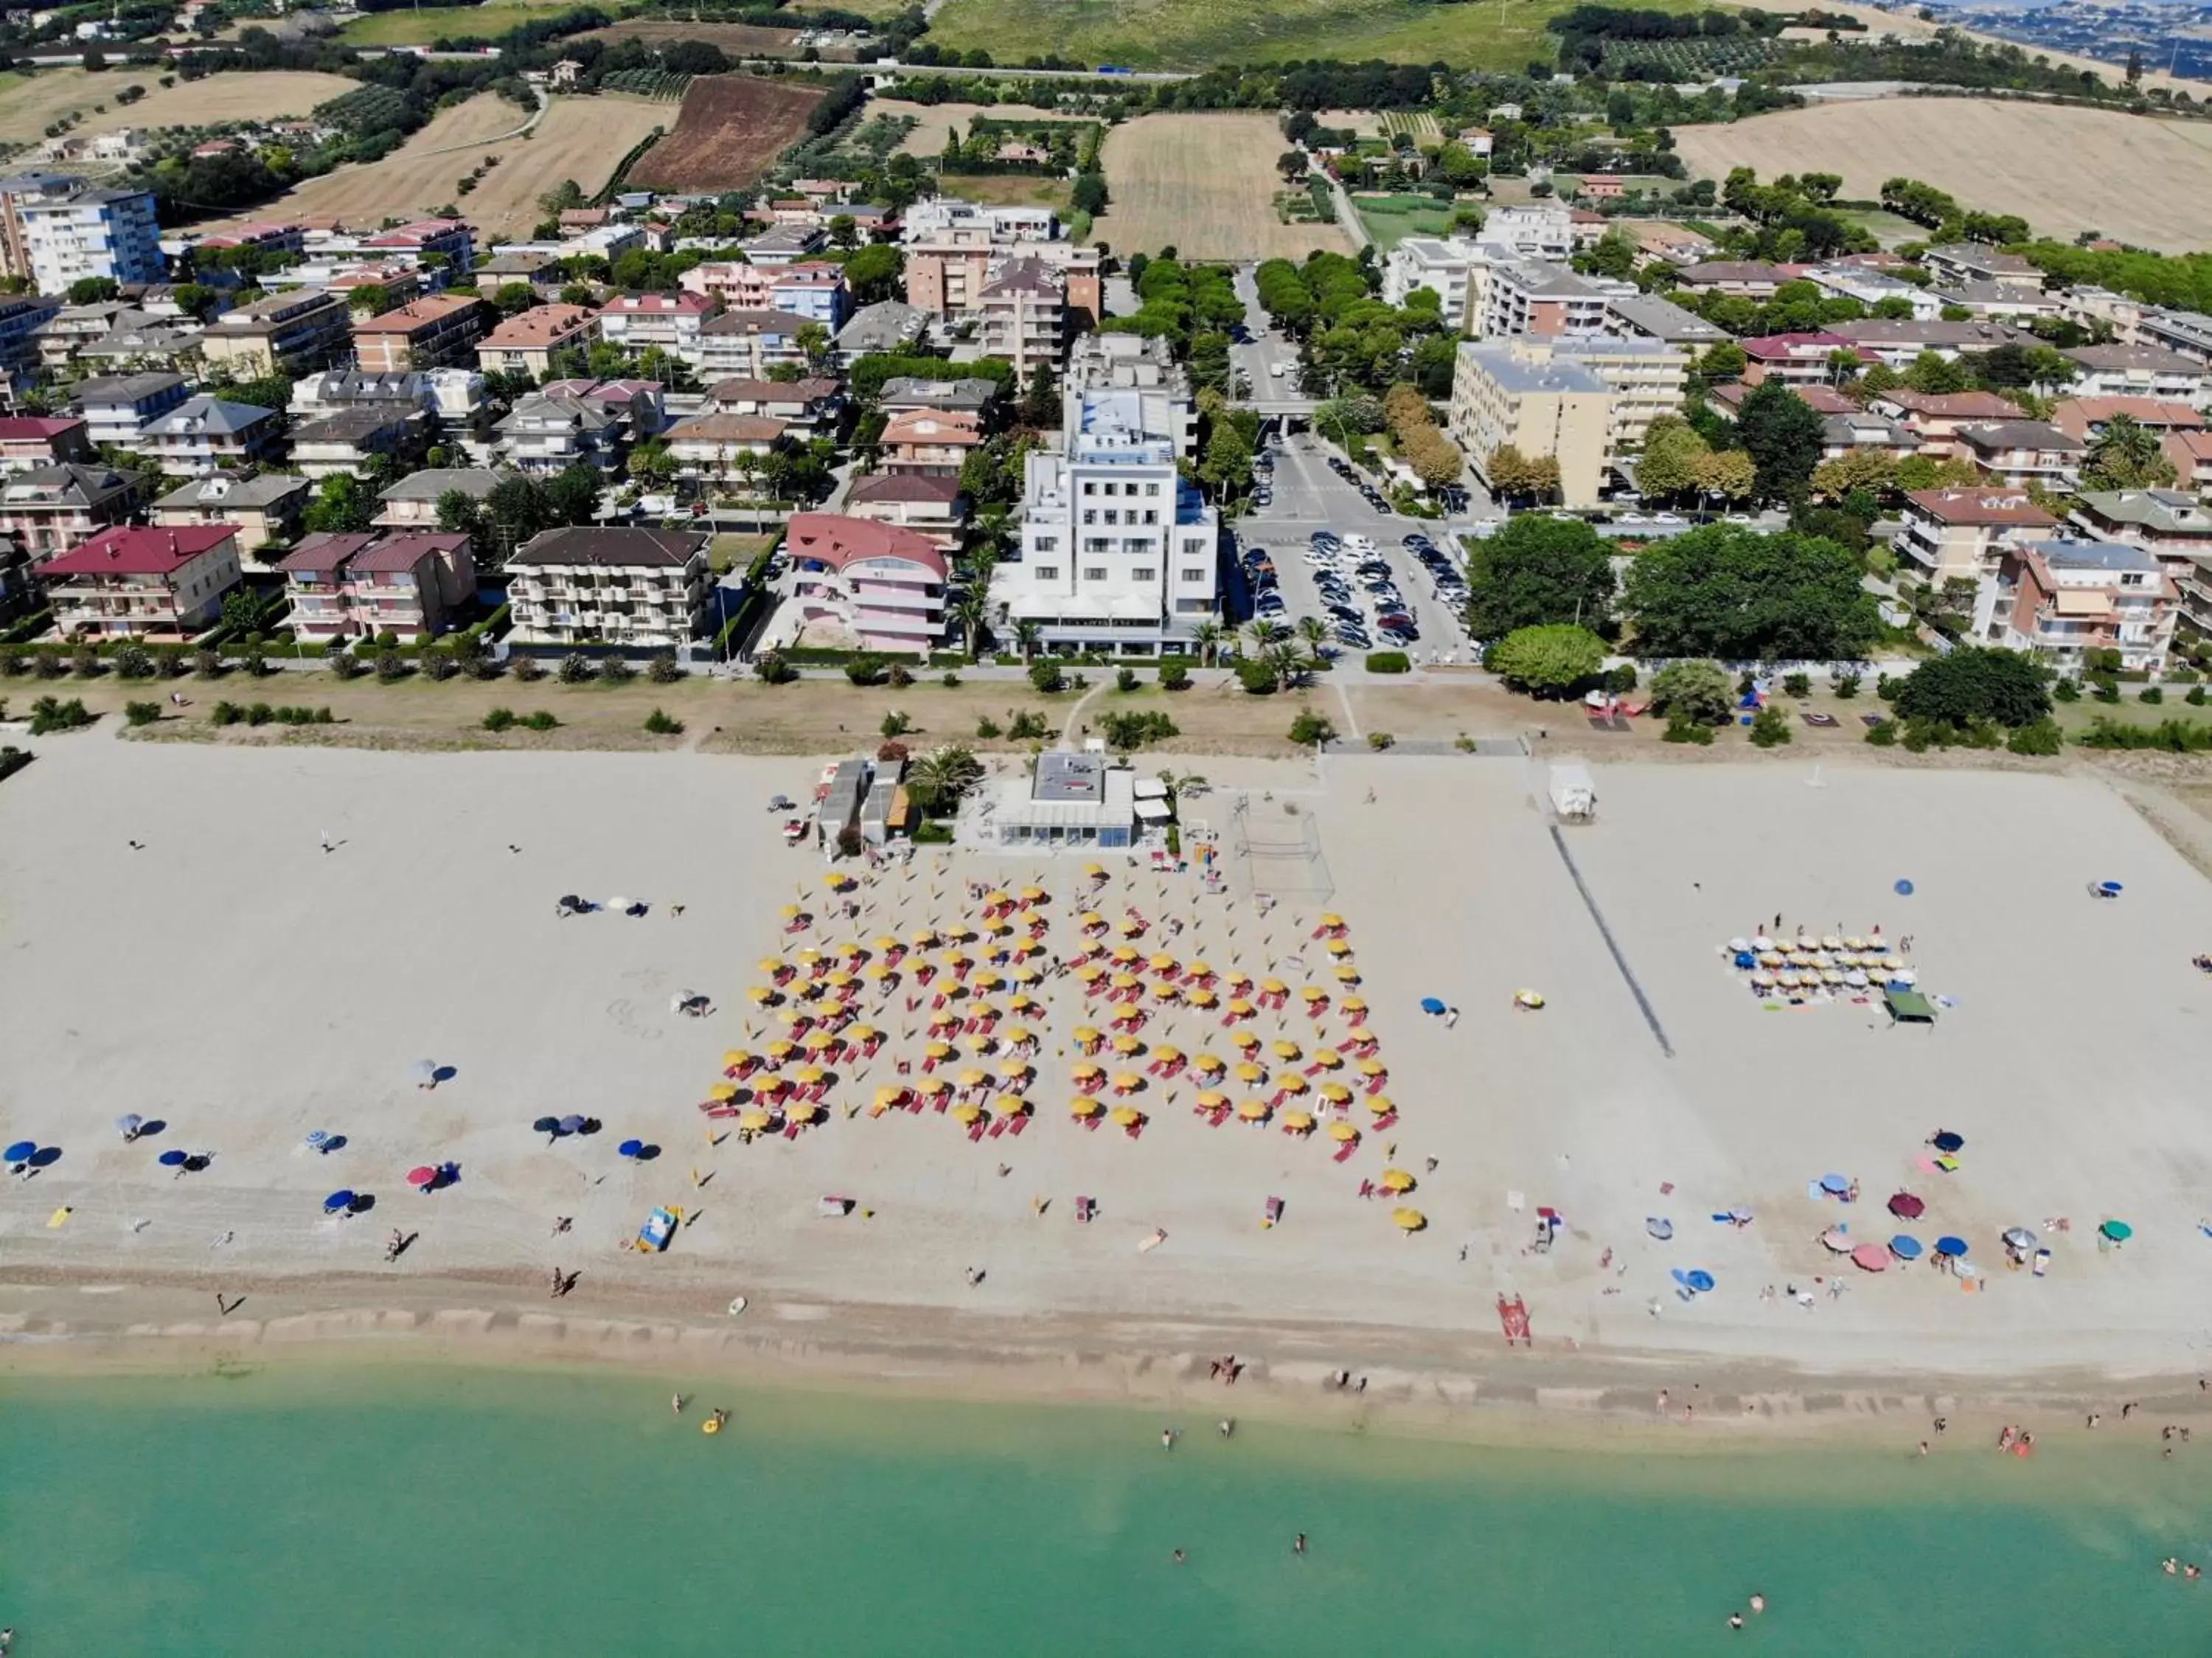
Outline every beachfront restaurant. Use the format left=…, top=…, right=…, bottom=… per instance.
left=985, top=751, right=1136, bottom=849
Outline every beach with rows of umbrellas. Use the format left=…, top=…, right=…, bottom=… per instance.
left=7, top=737, right=2212, bottom=1417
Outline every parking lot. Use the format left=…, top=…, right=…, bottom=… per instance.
left=1233, top=431, right=1475, bottom=662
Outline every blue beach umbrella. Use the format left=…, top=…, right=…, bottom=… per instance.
left=1820, top=1173, right=1850, bottom=1195
left=116, top=1114, right=145, bottom=1139
left=1646, top=1216, right=1674, bottom=1241
left=1932, top=1131, right=1964, bottom=1153
left=4, top=1140, right=36, bottom=1165
left=1419, top=996, right=1447, bottom=1016
left=1893, top=879, right=1915, bottom=896
left=157, top=1149, right=188, bottom=1168
left=557, top=1114, right=587, bottom=1137
left=618, top=1138, right=644, bottom=1160
left=1935, top=1235, right=1969, bottom=1258
left=1889, top=1234, right=1923, bottom=1260
left=324, top=1190, right=358, bottom=1215
left=1685, top=1269, right=1716, bottom=1293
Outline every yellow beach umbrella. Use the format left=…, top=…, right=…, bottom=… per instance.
left=970, top=1002, right=1001, bottom=1022
left=824, top=970, right=855, bottom=988
left=874, top=934, right=900, bottom=951
left=1186, top=960, right=1211, bottom=978
left=1358, top=1059, right=1386, bottom=1077
left=1193, top=1052, right=1226, bottom=1074
left=1233, top=1031, right=1261, bottom=1052
left=1271, top=1039, right=1301, bottom=1061
left=1116, top=920, right=1143, bottom=936
left=956, top=1068, right=989, bottom=1088
left=709, top=1082, right=739, bottom=1102
left=1283, top=1109, right=1315, bottom=1132
left=1320, top=912, right=1345, bottom=928
left=940, top=951, right=970, bottom=970
left=1110, top=1106, right=1143, bottom=1126
left=998, top=1096, right=1031, bottom=1117
left=1225, top=972, right=1253, bottom=991
left=925, top=1040, right=954, bottom=1060
left=1079, top=910, right=1105, bottom=927
left=748, top=985, right=777, bottom=1005
left=1071, top=1061, right=1102, bottom=1079
left=794, top=1064, right=826, bottom=1086
left=1318, top=1082, right=1352, bottom=1104
left=999, top=1058, right=1030, bottom=1078
left=1004, top=1025, right=1033, bottom=1045
left=1110, top=946, right=1140, bottom=965
left=1391, top=1207, right=1427, bottom=1232
left=1110, top=973, right=1140, bottom=992
left=1261, top=978, right=1288, bottom=996
left=1152, top=982, right=1180, bottom=1002
left=1152, top=1044, right=1183, bottom=1065
left=973, top=969, right=1005, bottom=990
left=779, top=904, right=803, bottom=919
left=1346, top=1027, right=1374, bottom=1046
left=1340, top=996, right=1369, bottom=1015
left=917, top=1076, right=950, bottom=1097
left=796, top=948, right=823, bottom=965
left=804, top=1029, right=837, bottom=1050
left=985, top=889, right=1012, bottom=906
left=866, top=963, right=895, bottom=981
left=849, top=1025, right=879, bottom=1044
left=1012, top=965, right=1042, bottom=985
left=1076, top=963, right=1105, bottom=982
left=756, top=956, right=786, bottom=975
left=1227, top=997, right=1256, bottom=1017
left=1110, top=1033, right=1143, bottom=1055
left=1311, top=1048, right=1342, bottom=1069
left=1084, top=862, right=1105, bottom=877
left=1277, top=1075, right=1310, bottom=1097
left=723, top=1050, right=751, bottom=1068
left=1380, top=1168, right=1416, bottom=1193
left=953, top=1103, right=985, bottom=1125
left=739, top=1109, right=773, bottom=1131
left=787, top=1100, right=821, bottom=1124
left=1333, top=966, right=1361, bottom=984
left=1112, top=1072, right=1143, bottom=1092
left=1365, top=1095, right=1396, bottom=1117
left=911, top=929, right=938, bottom=946
left=874, top=1086, right=905, bottom=1109
left=1195, top=1089, right=1229, bottom=1110
left=765, top=1039, right=796, bottom=1058
left=1189, top=988, right=1219, bottom=1008
left=1237, top=1098, right=1270, bottom=1121
left=1326, top=939, right=1353, bottom=957
left=1300, top=986, right=1327, bottom=1003
left=1234, top=1060, right=1267, bottom=1083
left=838, top=939, right=866, bottom=957
left=1148, top=952, right=1178, bottom=973
left=1074, top=1025, right=1102, bottom=1044
left=1070, top=1097, right=1102, bottom=1117
left=1020, top=885, right=1046, bottom=903
left=1329, top=1121, right=1360, bottom=1142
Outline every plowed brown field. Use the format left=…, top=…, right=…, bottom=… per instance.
left=625, top=75, right=827, bottom=192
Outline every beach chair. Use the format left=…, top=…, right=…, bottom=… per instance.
left=1008, top=1116, right=1028, bottom=1137
left=783, top=1124, right=802, bottom=1140
left=1332, top=1142, right=1359, bottom=1164
left=968, top=1122, right=988, bottom=1142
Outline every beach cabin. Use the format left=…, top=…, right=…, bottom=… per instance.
left=860, top=766, right=906, bottom=846
left=818, top=757, right=869, bottom=855
left=984, top=751, right=1135, bottom=850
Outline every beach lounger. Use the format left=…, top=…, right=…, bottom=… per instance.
left=784, top=1124, right=802, bottom=1140
left=1332, top=1142, right=1358, bottom=1164
left=968, top=1123, right=987, bottom=1142
left=934, top=1096, right=952, bottom=1114
left=1008, top=1116, right=1027, bottom=1137
left=1084, top=1115, right=1102, bottom=1132
left=1373, top=1111, right=1399, bottom=1130
left=987, top=1119, right=1007, bottom=1140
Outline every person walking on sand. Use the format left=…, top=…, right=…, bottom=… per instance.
left=320, top=830, right=334, bottom=854
left=672, top=1393, right=684, bottom=1416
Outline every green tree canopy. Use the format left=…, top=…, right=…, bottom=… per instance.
left=2081, top=412, right=2177, bottom=490
left=1621, top=524, right=1880, bottom=660
left=1648, top=659, right=1736, bottom=725
left=1484, top=623, right=1607, bottom=698
left=302, top=473, right=374, bottom=535
left=1891, top=646, right=2051, bottom=729
left=1464, top=513, right=1617, bottom=640
left=1733, top=382, right=1824, bottom=505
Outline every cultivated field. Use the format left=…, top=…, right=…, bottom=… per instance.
left=585, top=19, right=846, bottom=59
left=925, top=0, right=1713, bottom=71
left=874, top=100, right=1079, bottom=158
left=625, top=74, right=827, bottom=192
left=1090, top=114, right=1352, bottom=261
left=340, top=2, right=571, bottom=45
left=1672, top=97, right=2212, bottom=252
left=214, top=93, right=664, bottom=242
left=0, top=68, right=358, bottom=150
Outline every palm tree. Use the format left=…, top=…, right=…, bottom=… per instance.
left=1245, top=619, right=1284, bottom=655
left=947, top=584, right=992, bottom=657
left=1265, top=639, right=1308, bottom=690
left=1295, top=616, right=1327, bottom=656
left=1012, top=618, right=1042, bottom=664
left=905, top=743, right=984, bottom=818
left=1189, top=619, right=1222, bottom=667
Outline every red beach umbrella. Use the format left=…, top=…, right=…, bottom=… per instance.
left=1850, top=1243, right=1889, bottom=1272
left=1888, top=1192, right=1925, bottom=1220
left=406, top=1165, right=438, bottom=1190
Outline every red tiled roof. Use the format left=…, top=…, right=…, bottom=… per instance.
left=0, top=416, right=84, bottom=440
left=1903, top=489, right=2056, bottom=527
left=349, top=532, right=467, bottom=573
left=785, top=513, right=948, bottom=580
left=45, top=524, right=235, bottom=576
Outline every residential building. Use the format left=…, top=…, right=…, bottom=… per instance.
left=1953, top=420, right=2084, bottom=489
left=1828, top=317, right=2031, bottom=367
left=536, top=378, right=665, bottom=442
left=483, top=390, right=625, bottom=476
left=1818, top=407, right=1916, bottom=459
left=2166, top=430, right=2212, bottom=498
left=196, top=287, right=353, bottom=377
left=35, top=300, right=136, bottom=371
left=2061, top=344, right=2212, bottom=410
left=594, top=291, right=718, bottom=364
left=39, top=524, right=243, bottom=637
left=1983, top=536, right=2176, bottom=674
left=783, top=512, right=947, bottom=653
left=279, top=529, right=476, bottom=640
left=1895, top=488, right=2058, bottom=585
left=1934, top=281, right=2061, bottom=324
left=75, top=321, right=201, bottom=374
left=998, top=333, right=1219, bottom=656
left=903, top=196, right=1060, bottom=243
left=742, top=225, right=827, bottom=266
left=1516, top=335, right=1686, bottom=447
left=1806, top=263, right=1943, bottom=318
left=1447, top=340, right=1614, bottom=510
left=2049, top=397, right=2205, bottom=445
left=353, top=294, right=492, bottom=373
left=263, top=255, right=425, bottom=306
left=2069, top=488, right=2212, bottom=566
left=473, top=250, right=561, bottom=296
left=663, top=412, right=787, bottom=481
left=1706, top=383, right=1859, bottom=419
left=375, top=466, right=508, bottom=530
left=291, top=367, right=484, bottom=426
left=1604, top=291, right=1728, bottom=350
left=837, top=299, right=927, bottom=356
left=978, top=255, right=1065, bottom=381
left=901, top=211, right=1101, bottom=325
left=679, top=260, right=850, bottom=326
left=1674, top=260, right=1788, bottom=298
left=505, top=524, right=709, bottom=648
left=1476, top=203, right=1581, bottom=260
left=66, top=371, right=189, bottom=448
left=880, top=408, right=981, bottom=477
left=0, top=294, right=59, bottom=388
left=1630, top=221, right=1714, bottom=265
left=878, top=376, right=1000, bottom=419
left=1869, top=389, right=2028, bottom=454
left=0, top=463, right=145, bottom=561
left=290, top=407, right=426, bottom=479
left=0, top=172, right=77, bottom=283
left=1922, top=243, right=2044, bottom=291
left=1738, top=332, right=1866, bottom=389
left=843, top=474, right=966, bottom=549
left=703, top=376, right=843, bottom=440
left=2134, top=307, right=2212, bottom=368
left=1475, top=258, right=1621, bottom=341
left=0, top=417, right=91, bottom=474
left=153, top=471, right=310, bottom=552
left=360, top=219, right=475, bottom=274
left=476, top=303, right=598, bottom=377
left=696, top=309, right=817, bottom=379
left=139, top=396, right=283, bottom=476
left=18, top=185, right=162, bottom=291
left=1380, top=237, right=1489, bottom=322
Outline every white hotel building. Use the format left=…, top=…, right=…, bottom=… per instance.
left=995, top=334, right=1218, bottom=656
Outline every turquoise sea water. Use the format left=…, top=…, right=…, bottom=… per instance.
left=2, top=1362, right=2209, bottom=1655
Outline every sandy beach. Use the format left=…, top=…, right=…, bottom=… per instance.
left=7, top=735, right=2212, bottom=1429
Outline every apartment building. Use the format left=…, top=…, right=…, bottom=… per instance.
left=1738, top=332, right=1865, bottom=389
left=879, top=408, right=981, bottom=477
left=138, top=395, right=282, bottom=476
left=360, top=218, right=475, bottom=274
left=1952, top=420, right=2084, bottom=490
left=18, top=185, right=162, bottom=291
left=1380, top=237, right=1492, bottom=324
left=594, top=291, right=717, bottom=364
left=902, top=212, right=1101, bottom=325
left=476, top=303, right=598, bottom=377
left=1477, top=203, right=1587, bottom=260
left=1509, top=336, right=1686, bottom=447
left=2060, top=344, right=2212, bottom=410
left=1475, top=259, right=1621, bottom=341
left=1673, top=260, right=1788, bottom=298
left=153, top=471, right=310, bottom=552
left=695, top=309, right=817, bottom=379
left=1982, top=537, right=2177, bottom=674
left=38, top=524, right=242, bottom=637
left=0, top=416, right=91, bottom=474
left=1604, top=291, right=1728, bottom=350
left=843, top=474, right=966, bottom=549
left=662, top=412, right=787, bottom=481
left=196, top=288, right=354, bottom=378
left=0, top=462, right=145, bottom=560
left=505, top=524, right=709, bottom=649
left=2048, top=397, right=2205, bottom=445
left=481, top=391, right=625, bottom=475
left=0, top=171, right=76, bottom=282
left=291, top=367, right=484, bottom=426
left=1828, top=317, right=2031, bottom=368
left=290, top=407, right=426, bottom=479
left=279, top=529, right=476, bottom=640
left=1922, top=243, right=2045, bottom=291
left=1868, top=390, right=2028, bottom=455
left=1893, top=488, right=2058, bottom=585
left=783, top=512, right=947, bottom=653
left=992, top=336, right=1217, bottom=657
left=353, top=294, right=492, bottom=373
left=374, top=466, right=508, bottom=530
left=837, top=299, right=928, bottom=356
left=678, top=260, right=850, bottom=326
left=1805, top=263, right=1943, bottom=319
left=702, top=375, right=842, bottom=440
left=0, top=294, right=60, bottom=389
left=66, top=371, right=187, bottom=448
left=978, top=255, right=1065, bottom=382
left=1448, top=340, right=1613, bottom=509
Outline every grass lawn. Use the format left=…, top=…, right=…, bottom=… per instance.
left=1351, top=192, right=1454, bottom=252
left=926, top=0, right=1714, bottom=71
left=341, top=4, right=563, bottom=45
left=2053, top=693, right=2212, bottom=734
left=933, top=173, right=1072, bottom=212
left=1835, top=208, right=1929, bottom=249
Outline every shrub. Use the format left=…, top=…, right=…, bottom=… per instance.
left=420, top=646, right=456, bottom=682
left=27, top=696, right=92, bottom=734
left=914, top=819, right=954, bottom=844
left=644, top=707, right=684, bottom=735
left=835, top=825, right=864, bottom=857
left=124, top=700, right=161, bottom=726
left=327, top=649, right=360, bottom=681
left=557, top=652, right=594, bottom=684
left=376, top=649, right=407, bottom=682
left=1157, top=660, right=1192, bottom=691
left=1834, top=673, right=1861, bottom=700
left=940, top=670, right=962, bottom=688
left=2140, top=685, right=2164, bottom=704
left=1287, top=708, right=1337, bottom=745
left=1607, top=664, right=1638, bottom=693
left=31, top=649, right=63, bottom=679
left=210, top=700, right=243, bottom=726
left=2190, top=684, right=2209, bottom=707
left=1099, top=709, right=1177, bottom=749
left=0, top=647, right=22, bottom=676
left=1747, top=704, right=1792, bottom=747
left=114, top=644, right=155, bottom=679
left=246, top=701, right=274, bottom=726
left=881, top=710, right=912, bottom=738
left=755, top=650, right=796, bottom=684
left=2006, top=718, right=2063, bottom=755
left=483, top=707, right=517, bottom=731
left=1115, top=666, right=1140, bottom=693
left=975, top=715, right=1004, bottom=738
left=1864, top=718, right=1896, bottom=746
left=511, top=654, right=543, bottom=683
left=1649, top=659, right=1734, bottom=726
left=1234, top=657, right=1279, bottom=695
left=157, top=645, right=187, bottom=679
left=1007, top=710, right=1051, bottom=740
left=522, top=710, right=559, bottom=731
left=647, top=650, right=683, bottom=684
left=2052, top=676, right=2080, bottom=702
left=1782, top=672, right=1811, bottom=698
left=845, top=653, right=886, bottom=686
left=878, top=740, right=910, bottom=762
left=887, top=662, right=914, bottom=689
left=1366, top=650, right=1411, bottom=673
left=600, top=655, right=636, bottom=685
left=1028, top=660, right=1066, bottom=694
left=70, top=644, right=100, bottom=678
left=1366, top=730, right=1394, bottom=750
left=1662, top=712, right=1714, bottom=745
left=193, top=647, right=222, bottom=679
left=1874, top=673, right=1898, bottom=702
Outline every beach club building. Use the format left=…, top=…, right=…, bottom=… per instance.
left=979, top=749, right=1138, bottom=850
